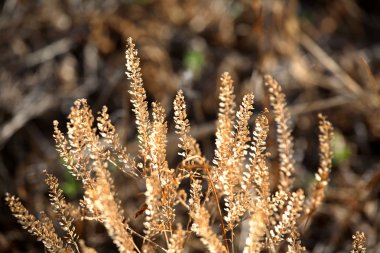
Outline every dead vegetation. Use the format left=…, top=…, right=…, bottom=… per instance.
left=5, top=38, right=367, bottom=253
left=1, top=0, right=380, bottom=252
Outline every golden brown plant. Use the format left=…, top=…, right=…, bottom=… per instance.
left=85, top=163, right=136, bottom=253
left=304, top=114, right=334, bottom=219
left=5, top=193, right=70, bottom=253
left=44, top=171, right=79, bottom=252
left=264, top=75, right=295, bottom=193
left=6, top=37, right=355, bottom=253
left=352, top=231, right=366, bottom=253
left=173, top=90, right=202, bottom=160
left=243, top=201, right=266, bottom=253
left=167, top=225, right=186, bottom=253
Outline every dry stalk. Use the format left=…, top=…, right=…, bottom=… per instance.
left=5, top=37, right=345, bottom=253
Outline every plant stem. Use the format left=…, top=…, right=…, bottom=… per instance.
left=203, top=163, right=230, bottom=252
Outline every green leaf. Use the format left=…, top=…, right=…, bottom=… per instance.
left=62, top=170, right=81, bottom=199
left=184, top=49, right=205, bottom=78
left=332, top=130, right=351, bottom=165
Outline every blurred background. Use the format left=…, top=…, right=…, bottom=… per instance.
left=1, top=0, right=380, bottom=252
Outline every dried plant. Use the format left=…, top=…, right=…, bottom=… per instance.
left=264, top=75, right=295, bottom=193
left=44, top=171, right=79, bottom=252
left=304, top=114, right=334, bottom=220
left=352, top=231, right=366, bottom=253
left=5, top=193, right=69, bottom=252
left=5, top=37, right=365, bottom=252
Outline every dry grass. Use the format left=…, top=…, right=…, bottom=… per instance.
left=5, top=38, right=366, bottom=253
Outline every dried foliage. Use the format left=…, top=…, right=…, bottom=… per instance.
left=167, top=225, right=186, bottom=253
left=304, top=114, right=334, bottom=218
left=264, top=75, right=295, bottom=192
left=44, top=171, right=79, bottom=252
left=173, top=90, right=202, bottom=160
left=5, top=37, right=366, bottom=253
left=352, top=231, right=367, bottom=253
left=5, top=193, right=69, bottom=253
